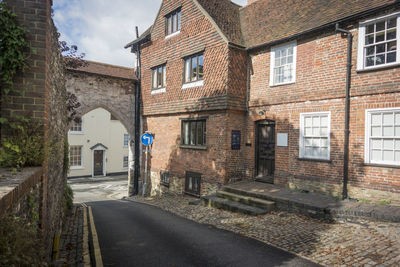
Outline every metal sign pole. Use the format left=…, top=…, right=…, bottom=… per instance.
left=142, top=146, right=148, bottom=196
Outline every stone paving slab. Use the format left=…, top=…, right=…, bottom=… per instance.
left=55, top=205, right=84, bottom=267
left=128, top=194, right=400, bottom=267
left=224, top=181, right=400, bottom=222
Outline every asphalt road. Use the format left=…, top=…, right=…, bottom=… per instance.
left=88, top=200, right=321, bottom=267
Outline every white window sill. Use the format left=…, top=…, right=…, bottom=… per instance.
left=269, top=81, right=295, bottom=87
left=70, top=166, right=84, bottom=170
left=298, top=157, right=331, bottom=163
left=182, top=80, right=204, bottom=89
left=165, top=31, right=180, bottom=39
left=151, top=88, right=166, bottom=95
left=69, top=131, right=84, bottom=135
left=365, top=161, right=400, bottom=167
left=357, top=62, right=400, bottom=72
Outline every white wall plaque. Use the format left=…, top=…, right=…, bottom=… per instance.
left=277, top=133, right=288, bottom=147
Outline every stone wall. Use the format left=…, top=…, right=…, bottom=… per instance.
left=1, top=0, right=68, bottom=260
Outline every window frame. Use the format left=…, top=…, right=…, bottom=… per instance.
left=165, top=8, right=181, bottom=37
left=70, top=117, right=83, bottom=134
left=70, top=145, right=83, bottom=169
left=357, top=12, right=400, bottom=71
left=269, top=41, right=297, bottom=86
left=183, top=52, right=204, bottom=84
left=180, top=118, right=206, bottom=148
left=123, top=156, right=128, bottom=168
left=151, top=64, right=166, bottom=91
left=299, top=111, right=331, bottom=161
left=124, top=134, right=129, bottom=147
left=364, top=107, right=400, bottom=166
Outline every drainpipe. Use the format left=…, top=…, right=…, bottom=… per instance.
left=335, top=23, right=352, bottom=200
left=132, top=27, right=142, bottom=196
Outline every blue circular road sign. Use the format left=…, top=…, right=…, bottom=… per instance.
left=141, top=133, right=153, bottom=146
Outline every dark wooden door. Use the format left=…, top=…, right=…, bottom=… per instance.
left=93, top=150, right=104, bottom=176
left=255, top=121, right=275, bottom=183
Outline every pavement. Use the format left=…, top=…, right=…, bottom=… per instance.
left=88, top=199, right=320, bottom=267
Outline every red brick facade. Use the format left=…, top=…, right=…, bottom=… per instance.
left=134, top=0, right=400, bottom=203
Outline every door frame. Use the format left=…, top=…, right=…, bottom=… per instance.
left=92, top=148, right=106, bottom=177
left=254, top=119, right=276, bottom=179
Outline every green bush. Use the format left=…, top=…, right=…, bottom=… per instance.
left=63, top=183, right=74, bottom=214
left=0, top=216, right=45, bottom=266
left=0, top=117, right=43, bottom=169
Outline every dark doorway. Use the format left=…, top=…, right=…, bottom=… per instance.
left=255, top=120, right=275, bottom=183
left=93, top=150, right=104, bottom=176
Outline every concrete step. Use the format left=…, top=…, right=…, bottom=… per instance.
left=217, top=190, right=275, bottom=211
left=201, top=195, right=269, bottom=216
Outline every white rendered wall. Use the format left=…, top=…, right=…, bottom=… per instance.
left=68, top=108, right=129, bottom=177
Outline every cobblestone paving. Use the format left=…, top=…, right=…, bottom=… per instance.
left=55, top=205, right=84, bottom=267
left=129, top=195, right=400, bottom=267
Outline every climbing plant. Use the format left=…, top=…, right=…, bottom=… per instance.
left=0, top=2, right=30, bottom=96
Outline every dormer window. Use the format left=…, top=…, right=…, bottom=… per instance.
left=166, top=8, right=181, bottom=37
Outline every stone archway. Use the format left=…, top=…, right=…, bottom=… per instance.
left=65, top=60, right=137, bottom=192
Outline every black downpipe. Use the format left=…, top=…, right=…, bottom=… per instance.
left=132, top=27, right=142, bottom=196
left=335, top=23, right=352, bottom=200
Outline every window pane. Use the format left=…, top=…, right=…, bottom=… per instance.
left=305, top=127, right=312, bottom=136
left=376, top=54, right=385, bottom=65
left=371, top=114, right=381, bottom=125
left=172, top=13, right=177, bottom=32
left=371, top=139, right=382, bottom=149
left=366, top=24, right=375, bottom=34
left=395, top=140, right=400, bottom=150
left=383, top=139, right=394, bottom=150
left=196, top=121, right=203, bottom=145
left=157, top=67, right=162, bottom=87
left=163, top=65, right=166, bottom=87
left=395, top=113, right=400, bottom=125
left=320, top=127, right=328, bottom=136
left=366, top=56, right=374, bottom=66
left=177, top=11, right=181, bottom=31
left=383, top=150, right=394, bottom=161
left=376, top=21, right=385, bottom=32
left=388, top=18, right=397, bottom=28
left=396, top=126, right=400, bottom=137
left=191, top=56, right=197, bottom=81
left=321, top=138, right=328, bottom=147
left=168, top=16, right=172, bottom=35
left=395, top=151, right=400, bottom=161
left=376, top=43, right=386, bottom=53
left=387, top=52, right=396, bottom=63
left=304, top=137, right=312, bottom=146
left=387, top=29, right=396, bottom=40
left=376, top=31, right=385, bottom=43
left=312, top=116, right=320, bottom=126
left=198, top=55, right=204, bottom=79
left=371, top=126, right=381, bottom=136
left=371, top=149, right=382, bottom=161
left=320, top=116, right=328, bottom=127
left=383, top=113, right=393, bottom=125
left=312, top=127, right=320, bottom=136
left=383, top=126, right=394, bottom=136
left=190, top=121, right=196, bottom=145
left=185, top=59, right=191, bottom=82
left=366, top=46, right=375, bottom=56
left=184, top=122, right=189, bottom=145
left=366, top=35, right=374, bottom=45
left=305, top=117, right=312, bottom=127
left=312, top=138, right=320, bottom=147
left=153, top=69, right=157, bottom=88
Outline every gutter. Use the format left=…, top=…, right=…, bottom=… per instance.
left=246, top=3, right=399, bottom=52
left=335, top=23, right=353, bottom=200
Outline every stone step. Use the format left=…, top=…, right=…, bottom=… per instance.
left=217, top=190, right=275, bottom=211
left=201, top=195, right=269, bottom=216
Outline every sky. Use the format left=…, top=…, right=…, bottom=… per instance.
left=53, top=0, right=248, bottom=68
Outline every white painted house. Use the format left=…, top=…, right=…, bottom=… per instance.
left=68, top=107, right=129, bottom=178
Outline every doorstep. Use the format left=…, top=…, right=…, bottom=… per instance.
left=222, top=181, right=400, bottom=223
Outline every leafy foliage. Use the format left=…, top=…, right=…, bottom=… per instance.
left=63, top=183, right=74, bottom=215
left=0, top=215, right=45, bottom=266
left=0, top=116, right=43, bottom=169
left=0, top=2, right=29, bottom=95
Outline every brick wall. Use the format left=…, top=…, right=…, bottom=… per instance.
left=246, top=10, right=400, bottom=203
left=2, top=0, right=68, bottom=258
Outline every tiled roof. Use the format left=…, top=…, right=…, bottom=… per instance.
left=196, top=0, right=244, bottom=46
left=240, top=0, right=399, bottom=48
left=67, top=60, right=137, bottom=80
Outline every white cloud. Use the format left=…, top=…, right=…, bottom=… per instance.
left=53, top=0, right=249, bottom=68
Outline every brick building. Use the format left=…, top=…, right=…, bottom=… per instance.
left=127, top=0, right=400, bottom=203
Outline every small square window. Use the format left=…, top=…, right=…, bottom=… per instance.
left=70, top=146, right=82, bottom=167
left=70, top=118, right=82, bottom=133
left=152, top=64, right=166, bottom=89
left=160, top=171, right=170, bottom=187
left=124, top=134, right=129, bottom=147
left=123, top=156, right=128, bottom=168
left=185, top=171, right=201, bottom=196
left=166, top=9, right=181, bottom=36
left=358, top=13, right=399, bottom=70
left=181, top=119, right=206, bottom=147
left=184, top=53, right=204, bottom=84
